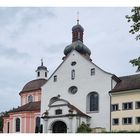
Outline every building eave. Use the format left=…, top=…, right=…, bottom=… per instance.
left=110, top=88, right=140, bottom=95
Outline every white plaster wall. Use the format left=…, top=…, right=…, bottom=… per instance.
left=37, top=69, right=47, bottom=79
left=41, top=50, right=113, bottom=131
left=112, top=79, right=117, bottom=89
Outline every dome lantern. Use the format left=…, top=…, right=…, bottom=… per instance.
left=36, top=59, right=48, bottom=79
left=72, top=17, right=84, bottom=43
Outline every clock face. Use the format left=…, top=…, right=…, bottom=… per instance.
left=69, top=86, right=78, bottom=94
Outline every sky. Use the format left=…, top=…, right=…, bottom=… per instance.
left=0, top=7, right=139, bottom=112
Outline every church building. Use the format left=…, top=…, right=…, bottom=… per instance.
left=40, top=19, right=119, bottom=133
left=3, top=19, right=140, bottom=133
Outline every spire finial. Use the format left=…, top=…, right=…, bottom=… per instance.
left=77, top=11, right=79, bottom=25
left=41, top=58, right=43, bottom=66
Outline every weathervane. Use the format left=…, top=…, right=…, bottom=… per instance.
left=77, top=11, right=79, bottom=24
left=41, top=58, right=43, bottom=66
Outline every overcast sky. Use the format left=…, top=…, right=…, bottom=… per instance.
left=0, top=7, right=139, bottom=112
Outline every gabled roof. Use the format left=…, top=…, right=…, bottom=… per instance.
left=19, top=78, right=47, bottom=94
left=45, top=97, right=91, bottom=118
left=110, top=74, right=140, bottom=93
left=67, top=103, right=91, bottom=118
left=8, top=101, right=40, bottom=113
left=42, top=50, right=115, bottom=88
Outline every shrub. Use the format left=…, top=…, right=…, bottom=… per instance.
left=76, top=122, right=92, bottom=133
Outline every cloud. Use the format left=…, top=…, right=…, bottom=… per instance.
left=0, top=86, right=20, bottom=112
left=0, top=8, right=55, bottom=26
left=44, top=42, right=67, bottom=54
left=0, top=44, right=29, bottom=60
left=0, top=8, right=55, bottom=42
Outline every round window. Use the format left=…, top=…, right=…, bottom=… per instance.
left=71, top=61, right=77, bottom=66
left=68, top=86, right=78, bottom=94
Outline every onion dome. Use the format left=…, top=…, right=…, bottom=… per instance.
left=64, top=40, right=91, bottom=56
left=63, top=18, right=91, bottom=59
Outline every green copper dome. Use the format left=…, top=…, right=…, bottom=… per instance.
left=64, top=40, right=91, bottom=56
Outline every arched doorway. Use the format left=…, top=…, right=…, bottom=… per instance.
left=52, top=121, right=67, bottom=133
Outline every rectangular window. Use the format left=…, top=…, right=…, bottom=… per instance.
left=91, top=68, right=95, bottom=76
left=45, top=72, right=47, bottom=77
left=122, top=117, right=132, bottom=125
left=122, top=102, right=133, bottom=110
left=112, top=118, right=119, bottom=125
left=136, top=117, right=140, bottom=124
left=135, top=101, right=140, bottom=109
left=55, top=109, right=62, bottom=115
left=112, top=104, right=119, bottom=111
left=54, top=75, right=57, bottom=82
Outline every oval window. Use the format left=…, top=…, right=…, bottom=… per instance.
left=68, top=86, right=78, bottom=94
left=71, top=61, right=76, bottom=66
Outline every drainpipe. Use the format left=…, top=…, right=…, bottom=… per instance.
left=109, top=92, right=112, bottom=132
left=109, top=77, right=113, bottom=132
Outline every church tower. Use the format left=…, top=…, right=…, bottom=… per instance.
left=36, top=59, right=48, bottom=79
left=63, top=18, right=91, bottom=60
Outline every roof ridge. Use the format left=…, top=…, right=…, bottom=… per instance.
left=119, top=73, right=140, bottom=78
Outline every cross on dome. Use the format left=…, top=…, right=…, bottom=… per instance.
left=77, top=11, right=79, bottom=25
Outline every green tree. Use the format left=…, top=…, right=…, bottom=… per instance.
left=126, top=7, right=140, bottom=71
left=0, top=113, right=4, bottom=132
left=130, top=57, right=140, bottom=72
left=0, top=111, right=9, bottom=133
left=126, top=7, right=140, bottom=40
left=76, top=122, right=92, bottom=133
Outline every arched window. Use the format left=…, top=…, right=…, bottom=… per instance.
left=71, top=69, right=75, bottom=80
left=35, top=117, right=40, bottom=133
left=15, top=118, right=20, bottom=132
left=28, top=95, right=33, bottom=103
left=87, top=92, right=99, bottom=112
left=45, top=72, right=47, bottom=77
left=37, top=72, right=40, bottom=77
left=7, top=122, right=10, bottom=133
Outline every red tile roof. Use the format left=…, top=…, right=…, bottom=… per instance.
left=19, top=79, right=47, bottom=94
left=9, top=101, right=40, bottom=113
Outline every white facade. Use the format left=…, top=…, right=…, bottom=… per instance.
left=36, top=69, right=47, bottom=79
left=42, top=98, right=89, bottom=133
left=41, top=50, right=116, bottom=132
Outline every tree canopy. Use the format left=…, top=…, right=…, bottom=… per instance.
left=126, top=7, right=140, bottom=40
left=126, top=7, right=140, bottom=72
